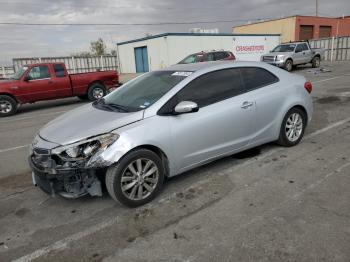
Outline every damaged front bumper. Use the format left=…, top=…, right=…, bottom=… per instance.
left=28, top=139, right=106, bottom=199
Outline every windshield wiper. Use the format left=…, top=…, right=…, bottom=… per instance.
left=93, top=98, right=132, bottom=112
left=104, top=103, right=130, bottom=112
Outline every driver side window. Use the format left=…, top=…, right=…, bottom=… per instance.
left=295, top=45, right=303, bottom=53
left=27, top=66, right=50, bottom=80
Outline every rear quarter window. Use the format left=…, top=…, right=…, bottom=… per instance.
left=54, top=64, right=66, bottom=77
left=240, top=67, right=279, bottom=91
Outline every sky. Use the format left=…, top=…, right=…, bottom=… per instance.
left=0, top=0, right=350, bottom=64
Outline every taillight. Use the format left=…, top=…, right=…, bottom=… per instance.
left=304, top=81, right=312, bottom=93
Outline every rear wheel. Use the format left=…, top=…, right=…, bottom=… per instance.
left=278, top=108, right=306, bottom=147
left=284, top=59, right=293, bottom=72
left=0, top=95, right=18, bottom=117
left=87, top=83, right=107, bottom=101
left=105, top=149, right=165, bottom=207
left=312, top=56, right=320, bottom=68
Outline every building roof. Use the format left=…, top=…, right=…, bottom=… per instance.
left=117, top=32, right=280, bottom=46
left=233, top=15, right=350, bottom=28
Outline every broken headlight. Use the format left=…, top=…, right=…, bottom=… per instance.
left=52, top=133, right=119, bottom=161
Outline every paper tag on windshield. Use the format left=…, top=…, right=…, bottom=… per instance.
left=172, top=71, right=193, bottom=77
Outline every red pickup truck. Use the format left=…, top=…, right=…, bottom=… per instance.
left=0, top=62, right=120, bottom=116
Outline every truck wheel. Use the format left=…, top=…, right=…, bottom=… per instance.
left=284, top=59, right=293, bottom=72
left=105, top=149, right=165, bottom=207
left=0, top=95, right=18, bottom=117
left=87, top=83, right=107, bottom=101
left=312, top=56, right=320, bottom=68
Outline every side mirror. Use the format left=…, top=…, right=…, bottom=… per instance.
left=174, top=101, right=199, bottom=114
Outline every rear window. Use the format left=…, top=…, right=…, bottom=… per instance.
left=240, top=67, right=279, bottom=91
left=179, top=54, right=204, bottom=64
left=54, top=64, right=66, bottom=77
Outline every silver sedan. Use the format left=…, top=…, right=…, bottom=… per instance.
left=29, top=61, right=313, bottom=207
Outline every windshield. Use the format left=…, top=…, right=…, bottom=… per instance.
left=98, top=70, right=191, bottom=112
left=12, top=66, right=28, bottom=80
left=271, top=44, right=296, bottom=52
left=178, top=54, right=204, bottom=64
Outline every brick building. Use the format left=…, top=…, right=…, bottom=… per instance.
left=233, top=15, right=350, bottom=42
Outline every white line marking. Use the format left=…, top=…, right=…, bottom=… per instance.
left=12, top=216, right=119, bottom=262
left=0, top=110, right=67, bottom=124
left=313, top=74, right=350, bottom=83
left=306, top=116, right=350, bottom=139
left=0, top=145, right=28, bottom=153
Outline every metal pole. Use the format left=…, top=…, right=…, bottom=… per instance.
left=330, top=36, right=335, bottom=63
left=100, top=55, right=105, bottom=71
left=316, top=0, right=318, bottom=16
left=72, top=56, right=77, bottom=73
left=2, top=66, right=6, bottom=78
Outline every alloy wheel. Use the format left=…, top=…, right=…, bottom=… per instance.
left=0, top=100, right=12, bottom=114
left=121, top=158, right=159, bottom=201
left=92, top=87, right=104, bottom=99
left=285, top=113, right=303, bottom=142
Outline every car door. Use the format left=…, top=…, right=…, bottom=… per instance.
left=52, top=64, right=72, bottom=98
left=165, top=68, right=256, bottom=172
left=239, top=67, right=283, bottom=144
left=21, top=65, right=56, bottom=102
left=294, top=44, right=304, bottom=65
left=300, top=43, right=312, bottom=63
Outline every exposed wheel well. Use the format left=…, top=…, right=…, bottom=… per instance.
left=0, top=93, right=19, bottom=103
left=291, top=105, right=308, bottom=125
left=128, top=145, right=170, bottom=177
left=88, top=81, right=105, bottom=88
left=314, top=54, right=321, bottom=58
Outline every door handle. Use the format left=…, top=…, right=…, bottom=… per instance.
left=241, top=101, right=254, bottom=109
left=48, top=80, right=53, bottom=84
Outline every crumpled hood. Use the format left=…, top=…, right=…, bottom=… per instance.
left=39, top=103, right=144, bottom=145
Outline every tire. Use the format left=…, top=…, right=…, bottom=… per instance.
left=0, top=95, right=18, bottom=117
left=277, top=107, right=307, bottom=147
left=105, top=149, right=165, bottom=207
left=87, top=83, right=107, bottom=101
left=284, top=59, right=293, bottom=72
left=312, top=56, right=320, bottom=68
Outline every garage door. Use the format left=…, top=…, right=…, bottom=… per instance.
left=299, top=25, right=314, bottom=40
left=319, top=26, right=332, bottom=38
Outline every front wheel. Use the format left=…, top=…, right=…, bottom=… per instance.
left=284, top=59, right=293, bottom=72
left=87, top=83, right=107, bottom=101
left=312, top=56, right=320, bottom=68
left=0, top=95, right=18, bottom=117
left=277, top=108, right=307, bottom=147
left=105, top=149, right=165, bottom=207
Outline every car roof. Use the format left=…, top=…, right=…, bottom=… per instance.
left=164, top=61, right=267, bottom=72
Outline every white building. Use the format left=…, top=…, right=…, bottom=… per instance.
left=117, top=33, right=281, bottom=73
